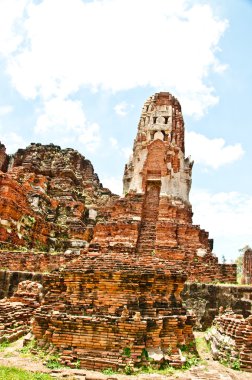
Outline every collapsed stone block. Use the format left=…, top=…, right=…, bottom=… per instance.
left=207, top=309, right=252, bottom=372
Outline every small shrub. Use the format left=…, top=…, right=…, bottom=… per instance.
left=220, top=354, right=240, bottom=371
left=102, top=368, right=117, bottom=375
left=124, top=364, right=133, bottom=375
left=123, top=347, right=131, bottom=357
left=19, top=339, right=36, bottom=355
left=182, top=354, right=200, bottom=369
left=45, top=355, right=62, bottom=369
left=141, top=348, right=149, bottom=360
left=232, top=359, right=240, bottom=371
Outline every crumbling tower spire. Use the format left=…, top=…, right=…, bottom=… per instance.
left=123, top=92, right=193, bottom=202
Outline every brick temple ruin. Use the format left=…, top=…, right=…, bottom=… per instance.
left=0, top=92, right=244, bottom=371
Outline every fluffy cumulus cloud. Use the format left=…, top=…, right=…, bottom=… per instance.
left=0, top=0, right=28, bottom=56
left=0, top=131, right=27, bottom=153
left=114, top=102, right=133, bottom=117
left=0, top=0, right=228, bottom=118
left=109, top=137, right=132, bottom=160
left=191, top=189, right=252, bottom=260
left=35, top=98, right=101, bottom=152
left=185, top=131, right=244, bottom=169
left=0, top=105, right=13, bottom=116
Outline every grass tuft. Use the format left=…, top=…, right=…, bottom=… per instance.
left=0, top=365, right=54, bottom=380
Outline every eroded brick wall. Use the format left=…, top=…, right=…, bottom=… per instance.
left=0, top=251, right=80, bottom=273
left=33, top=253, right=195, bottom=370
left=182, top=283, right=252, bottom=330
left=207, top=310, right=252, bottom=372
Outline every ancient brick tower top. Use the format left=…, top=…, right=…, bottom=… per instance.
left=123, top=92, right=193, bottom=202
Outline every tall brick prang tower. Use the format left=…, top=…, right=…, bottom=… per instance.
left=123, top=92, right=192, bottom=201
left=121, top=92, right=236, bottom=281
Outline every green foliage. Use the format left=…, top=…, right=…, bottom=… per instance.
left=182, top=353, right=201, bottom=369
left=0, top=366, right=54, bottom=380
left=179, top=341, right=201, bottom=370
left=137, top=364, right=175, bottom=375
left=231, top=359, right=241, bottom=371
left=34, top=240, right=48, bottom=252
left=166, top=345, right=172, bottom=355
left=124, top=364, right=133, bottom=375
left=195, top=336, right=210, bottom=355
left=27, top=216, right=35, bottom=224
left=220, top=353, right=240, bottom=371
left=123, top=347, right=131, bottom=357
left=19, top=339, right=36, bottom=356
left=102, top=368, right=117, bottom=375
left=45, top=355, right=62, bottom=370
left=0, top=339, right=10, bottom=352
left=141, top=348, right=149, bottom=359
left=19, top=341, right=62, bottom=370
left=179, top=341, right=195, bottom=352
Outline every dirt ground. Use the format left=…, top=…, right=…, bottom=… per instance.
left=0, top=333, right=251, bottom=380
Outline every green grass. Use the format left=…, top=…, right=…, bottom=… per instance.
left=102, top=368, right=118, bottom=375
left=182, top=353, right=201, bottom=369
left=0, top=340, right=10, bottom=352
left=19, top=340, right=63, bottom=369
left=0, top=366, right=54, bottom=380
left=138, top=364, right=175, bottom=375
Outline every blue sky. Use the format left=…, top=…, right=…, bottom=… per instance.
left=0, top=0, right=251, bottom=262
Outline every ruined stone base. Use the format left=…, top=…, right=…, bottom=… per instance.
left=0, top=280, right=42, bottom=343
left=32, top=252, right=195, bottom=370
left=34, top=313, right=193, bottom=370
left=207, top=310, right=252, bottom=372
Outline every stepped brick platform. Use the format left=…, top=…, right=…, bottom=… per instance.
left=33, top=252, right=195, bottom=370
left=207, top=309, right=252, bottom=372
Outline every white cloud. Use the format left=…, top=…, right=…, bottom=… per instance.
left=78, top=123, right=101, bottom=153
left=185, top=131, right=244, bottom=169
left=0, top=105, right=13, bottom=116
left=114, top=101, right=132, bottom=117
left=108, top=137, right=132, bottom=160
left=0, top=0, right=28, bottom=56
left=1, top=0, right=228, bottom=117
left=121, top=147, right=132, bottom=160
left=35, top=98, right=101, bottom=152
left=109, top=137, right=119, bottom=148
left=100, top=175, right=123, bottom=195
left=35, top=98, right=86, bottom=134
left=191, top=189, right=252, bottom=260
left=0, top=131, right=27, bottom=154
